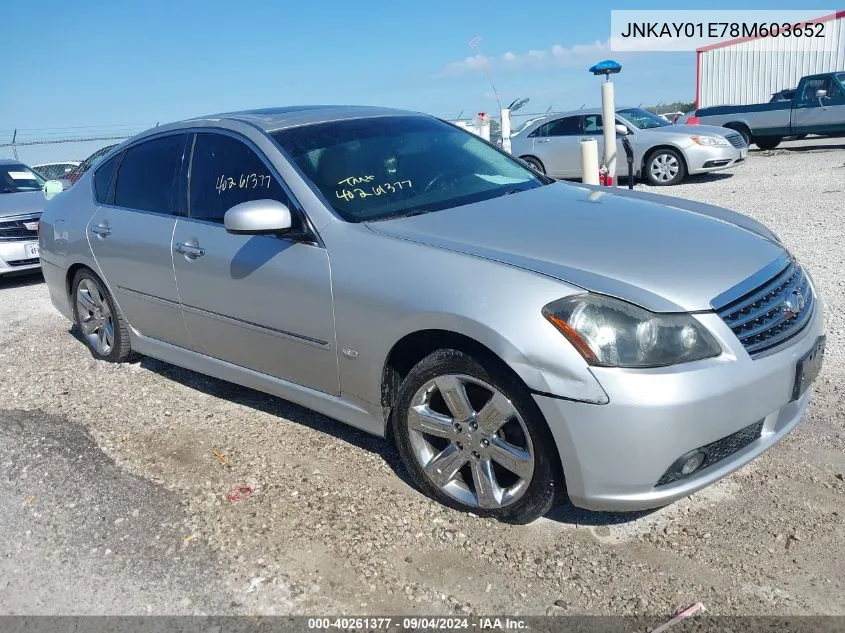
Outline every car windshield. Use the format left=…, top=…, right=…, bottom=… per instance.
left=617, top=108, right=672, bottom=130
left=271, top=116, right=548, bottom=222
left=1, top=164, right=45, bottom=193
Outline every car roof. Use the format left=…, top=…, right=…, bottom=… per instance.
left=180, top=105, right=426, bottom=133
left=0, top=158, right=29, bottom=166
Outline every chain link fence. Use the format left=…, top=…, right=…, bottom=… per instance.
left=0, top=127, right=151, bottom=177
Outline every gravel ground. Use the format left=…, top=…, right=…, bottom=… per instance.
left=0, top=139, right=843, bottom=617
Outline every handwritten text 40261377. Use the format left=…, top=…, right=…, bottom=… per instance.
left=216, top=173, right=273, bottom=194
left=336, top=175, right=413, bottom=202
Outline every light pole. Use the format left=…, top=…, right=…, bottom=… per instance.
left=589, top=59, right=622, bottom=187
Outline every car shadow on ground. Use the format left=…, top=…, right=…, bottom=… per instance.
left=0, top=271, right=43, bottom=290
left=67, top=323, right=661, bottom=527
left=752, top=141, right=845, bottom=153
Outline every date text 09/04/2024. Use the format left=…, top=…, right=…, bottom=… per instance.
left=307, top=617, right=528, bottom=630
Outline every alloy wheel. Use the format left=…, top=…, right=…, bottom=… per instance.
left=406, top=374, right=535, bottom=509
left=75, top=278, right=115, bottom=356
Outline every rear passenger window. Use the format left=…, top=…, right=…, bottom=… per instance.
left=114, top=135, right=186, bottom=213
left=189, top=133, right=291, bottom=223
left=93, top=153, right=121, bottom=204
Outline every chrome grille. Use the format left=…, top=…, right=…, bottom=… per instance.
left=0, top=214, right=40, bottom=242
left=715, top=259, right=814, bottom=357
left=724, top=132, right=746, bottom=148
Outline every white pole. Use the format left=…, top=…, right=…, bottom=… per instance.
left=480, top=115, right=491, bottom=142
left=500, top=107, right=512, bottom=154
left=601, top=80, right=617, bottom=186
left=580, top=139, right=600, bottom=185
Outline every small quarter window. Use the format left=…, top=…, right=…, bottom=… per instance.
left=93, top=153, right=121, bottom=204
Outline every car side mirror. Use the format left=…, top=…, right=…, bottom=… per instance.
left=815, top=89, right=827, bottom=99
left=43, top=179, right=64, bottom=200
left=224, top=199, right=292, bottom=235
left=615, top=124, right=629, bottom=136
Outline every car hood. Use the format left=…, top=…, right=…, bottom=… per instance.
left=367, top=182, right=785, bottom=312
left=643, top=123, right=736, bottom=137
left=0, top=191, right=47, bottom=218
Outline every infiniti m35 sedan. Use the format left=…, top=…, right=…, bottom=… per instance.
left=38, top=106, right=824, bottom=523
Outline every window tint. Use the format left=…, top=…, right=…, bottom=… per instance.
left=536, top=117, right=581, bottom=137
left=114, top=135, right=185, bottom=213
left=189, top=133, right=290, bottom=223
left=93, top=153, right=121, bottom=204
left=583, top=115, right=604, bottom=134
left=801, top=77, right=831, bottom=101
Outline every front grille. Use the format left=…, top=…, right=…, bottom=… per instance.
left=657, top=420, right=764, bottom=486
left=715, top=260, right=814, bottom=357
left=6, top=257, right=40, bottom=267
left=725, top=132, right=746, bottom=148
left=0, top=215, right=40, bottom=242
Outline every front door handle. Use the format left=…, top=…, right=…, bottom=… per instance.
left=90, top=223, right=111, bottom=237
left=536, top=138, right=551, bottom=143
left=174, top=242, right=206, bottom=258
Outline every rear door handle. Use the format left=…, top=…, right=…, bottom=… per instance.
left=174, top=242, right=205, bottom=258
left=90, top=223, right=111, bottom=237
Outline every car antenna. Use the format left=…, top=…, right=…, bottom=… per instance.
left=579, top=104, right=585, bottom=110
left=456, top=109, right=463, bottom=121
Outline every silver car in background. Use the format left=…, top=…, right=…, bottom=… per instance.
left=511, top=107, right=747, bottom=186
left=38, top=106, right=824, bottom=523
left=1, top=159, right=45, bottom=276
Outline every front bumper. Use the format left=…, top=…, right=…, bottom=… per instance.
left=535, top=303, right=824, bottom=512
left=0, top=240, right=41, bottom=276
left=685, top=143, right=746, bottom=174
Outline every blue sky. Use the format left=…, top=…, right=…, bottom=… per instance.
left=2, top=0, right=841, bottom=133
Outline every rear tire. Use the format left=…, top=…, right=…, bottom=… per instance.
left=644, top=148, right=686, bottom=186
left=391, top=349, right=559, bottom=524
left=71, top=269, right=133, bottom=362
left=754, top=136, right=782, bottom=150
left=520, top=156, right=546, bottom=175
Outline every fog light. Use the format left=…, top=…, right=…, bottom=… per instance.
left=680, top=451, right=705, bottom=475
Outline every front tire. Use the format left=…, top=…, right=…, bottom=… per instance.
left=754, top=136, right=782, bottom=150
left=71, top=269, right=133, bottom=362
left=520, top=156, right=546, bottom=175
left=645, top=148, right=686, bottom=186
left=391, top=349, right=559, bottom=524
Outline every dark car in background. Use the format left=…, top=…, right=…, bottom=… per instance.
left=64, top=144, right=118, bottom=186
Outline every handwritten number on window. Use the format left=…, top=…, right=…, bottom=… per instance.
left=335, top=176, right=413, bottom=202
left=216, top=173, right=272, bottom=194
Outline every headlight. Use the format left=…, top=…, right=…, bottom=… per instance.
left=690, top=135, right=729, bottom=146
left=542, top=294, right=721, bottom=368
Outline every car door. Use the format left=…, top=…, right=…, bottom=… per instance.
left=530, top=116, right=584, bottom=178
left=581, top=114, right=626, bottom=177
left=86, top=133, right=190, bottom=348
left=791, top=75, right=845, bottom=134
left=171, top=131, right=338, bottom=395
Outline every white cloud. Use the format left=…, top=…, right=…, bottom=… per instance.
left=439, top=39, right=611, bottom=76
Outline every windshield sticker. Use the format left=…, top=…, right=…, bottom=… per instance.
left=8, top=171, right=37, bottom=180
left=336, top=178, right=413, bottom=202
left=216, top=173, right=273, bottom=194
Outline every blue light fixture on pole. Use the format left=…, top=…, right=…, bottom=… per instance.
left=589, top=59, right=622, bottom=186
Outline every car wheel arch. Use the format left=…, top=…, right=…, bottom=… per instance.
left=380, top=328, right=543, bottom=425
left=643, top=144, right=689, bottom=174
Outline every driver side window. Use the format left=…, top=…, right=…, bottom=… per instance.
left=188, top=133, right=291, bottom=224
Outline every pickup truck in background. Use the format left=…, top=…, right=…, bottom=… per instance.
left=683, top=72, right=845, bottom=150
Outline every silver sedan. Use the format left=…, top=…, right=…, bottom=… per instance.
left=510, top=107, right=747, bottom=185
left=38, top=106, right=823, bottom=523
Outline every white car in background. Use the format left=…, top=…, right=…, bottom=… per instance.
left=32, top=161, right=80, bottom=180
